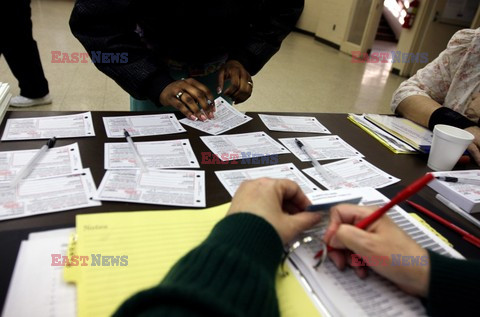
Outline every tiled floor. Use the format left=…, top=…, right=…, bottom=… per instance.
left=0, top=0, right=406, bottom=114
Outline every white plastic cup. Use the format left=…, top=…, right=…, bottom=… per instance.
left=427, top=124, right=474, bottom=171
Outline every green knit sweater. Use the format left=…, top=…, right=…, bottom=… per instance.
left=113, top=213, right=479, bottom=316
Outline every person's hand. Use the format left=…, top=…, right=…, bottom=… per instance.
left=323, top=204, right=430, bottom=297
left=217, top=60, right=253, bottom=104
left=160, top=78, right=215, bottom=121
left=228, top=178, right=323, bottom=244
left=465, top=92, right=480, bottom=122
left=464, top=126, right=480, bottom=165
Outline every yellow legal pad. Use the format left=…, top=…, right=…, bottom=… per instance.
left=65, top=204, right=321, bottom=317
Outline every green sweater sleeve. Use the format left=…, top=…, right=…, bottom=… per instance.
left=426, top=250, right=480, bottom=316
left=113, top=213, right=284, bottom=317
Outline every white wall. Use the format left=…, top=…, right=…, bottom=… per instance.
left=297, top=0, right=354, bottom=46
left=296, top=0, right=322, bottom=33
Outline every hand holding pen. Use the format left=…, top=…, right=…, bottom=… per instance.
left=9, top=137, right=56, bottom=188
left=323, top=204, right=430, bottom=297
left=315, top=173, right=434, bottom=259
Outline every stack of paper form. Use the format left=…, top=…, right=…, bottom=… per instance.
left=348, top=114, right=417, bottom=154
left=2, top=228, right=76, bottom=317
left=0, top=82, right=12, bottom=125
left=363, top=114, right=432, bottom=153
left=429, top=170, right=480, bottom=213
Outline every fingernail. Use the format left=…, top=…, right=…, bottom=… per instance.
left=189, top=115, right=198, bottom=121
left=200, top=114, right=207, bottom=121
left=217, top=87, right=222, bottom=94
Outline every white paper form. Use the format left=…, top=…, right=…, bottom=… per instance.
left=292, top=187, right=462, bottom=317
left=303, top=158, right=400, bottom=190
left=103, top=114, right=186, bottom=138
left=0, top=143, right=83, bottom=182
left=179, top=97, right=252, bottom=135
left=215, top=163, right=321, bottom=197
left=279, top=136, right=363, bottom=162
left=1, top=112, right=95, bottom=141
left=2, top=229, right=76, bottom=317
left=201, top=131, right=290, bottom=161
left=104, top=139, right=199, bottom=170
left=0, top=168, right=100, bottom=221
left=259, top=114, right=331, bottom=134
left=95, top=169, right=206, bottom=207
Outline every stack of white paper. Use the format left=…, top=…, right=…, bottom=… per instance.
left=2, top=228, right=76, bottom=317
left=0, top=82, right=12, bottom=125
left=429, top=170, right=480, bottom=213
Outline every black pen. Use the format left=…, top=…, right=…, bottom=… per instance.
left=436, top=176, right=480, bottom=186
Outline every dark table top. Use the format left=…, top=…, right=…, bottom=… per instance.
left=1, top=110, right=480, bottom=310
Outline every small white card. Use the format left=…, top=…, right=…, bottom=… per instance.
left=259, top=114, right=330, bottom=134
left=0, top=168, right=100, bottom=221
left=179, top=97, right=252, bottom=135
left=1, top=112, right=95, bottom=140
left=279, top=135, right=363, bottom=162
left=215, top=163, right=321, bottom=197
left=95, top=169, right=206, bottom=207
left=104, top=139, right=199, bottom=170
left=0, top=143, right=83, bottom=183
left=200, top=131, right=290, bottom=161
left=103, top=113, right=186, bottom=138
left=303, top=158, right=400, bottom=190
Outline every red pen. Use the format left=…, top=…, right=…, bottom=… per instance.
left=406, top=200, right=480, bottom=249
left=314, top=173, right=435, bottom=258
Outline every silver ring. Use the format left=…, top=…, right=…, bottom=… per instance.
left=247, top=81, right=253, bottom=87
left=175, top=91, right=183, bottom=100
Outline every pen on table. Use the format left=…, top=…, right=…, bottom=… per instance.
left=295, top=138, right=337, bottom=184
left=435, top=176, right=480, bottom=186
left=314, top=173, right=435, bottom=258
left=123, top=129, right=148, bottom=172
left=406, top=200, right=480, bottom=249
left=9, top=137, right=56, bottom=188
left=435, top=194, right=480, bottom=230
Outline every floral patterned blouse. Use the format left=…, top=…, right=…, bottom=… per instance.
left=391, top=28, right=480, bottom=121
